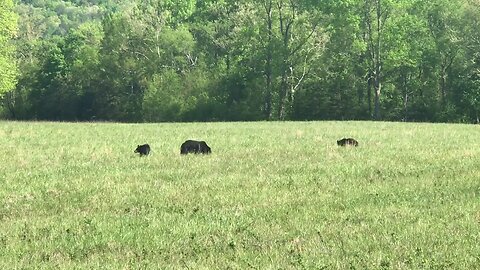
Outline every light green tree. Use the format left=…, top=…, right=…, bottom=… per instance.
left=0, top=0, right=18, bottom=97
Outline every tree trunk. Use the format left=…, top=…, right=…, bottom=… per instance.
left=439, top=51, right=456, bottom=108
left=278, top=67, right=289, bottom=119
left=367, top=72, right=372, bottom=117
left=440, top=66, right=447, bottom=108
left=263, top=0, right=273, bottom=119
left=402, top=72, right=409, bottom=122
left=363, top=0, right=384, bottom=120
left=373, top=75, right=381, bottom=120
left=373, top=0, right=382, bottom=120
left=277, top=1, right=294, bottom=120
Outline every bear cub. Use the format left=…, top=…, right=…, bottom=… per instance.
left=337, top=138, right=359, bottom=147
left=134, top=144, right=151, bottom=156
left=180, top=140, right=211, bottom=154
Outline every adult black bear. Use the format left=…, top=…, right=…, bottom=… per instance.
left=134, top=144, right=151, bottom=156
left=180, top=140, right=211, bottom=154
left=337, top=138, right=359, bottom=147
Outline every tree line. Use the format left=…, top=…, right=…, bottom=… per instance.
left=1, top=0, right=480, bottom=122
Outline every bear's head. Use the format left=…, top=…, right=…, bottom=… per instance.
left=134, top=145, right=141, bottom=153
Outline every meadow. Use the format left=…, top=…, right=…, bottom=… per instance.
left=0, top=121, right=478, bottom=269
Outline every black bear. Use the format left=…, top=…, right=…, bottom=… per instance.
left=180, top=140, right=211, bottom=154
left=337, top=138, right=359, bottom=147
left=134, top=144, right=151, bottom=156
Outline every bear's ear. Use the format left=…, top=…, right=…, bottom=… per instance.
left=137, top=145, right=140, bottom=147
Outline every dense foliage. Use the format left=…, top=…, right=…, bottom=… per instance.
left=0, top=0, right=18, bottom=99
left=1, top=0, right=480, bottom=122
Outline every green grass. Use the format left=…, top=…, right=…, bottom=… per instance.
left=0, top=121, right=479, bottom=269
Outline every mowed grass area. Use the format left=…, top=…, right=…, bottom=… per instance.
left=0, top=121, right=479, bottom=269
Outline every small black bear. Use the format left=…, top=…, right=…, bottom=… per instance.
left=180, top=140, right=211, bottom=154
left=134, top=144, right=151, bottom=156
left=337, top=138, right=359, bottom=147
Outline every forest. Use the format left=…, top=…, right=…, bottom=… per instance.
left=1, top=0, right=480, bottom=122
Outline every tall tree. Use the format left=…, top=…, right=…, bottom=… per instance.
left=361, top=0, right=394, bottom=120
left=0, top=0, right=18, bottom=99
left=96, top=12, right=145, bottom=121
left=254, top=0, right=325, bottom=119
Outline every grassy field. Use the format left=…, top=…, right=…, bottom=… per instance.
left=0, top=121, right=479, bottom=269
